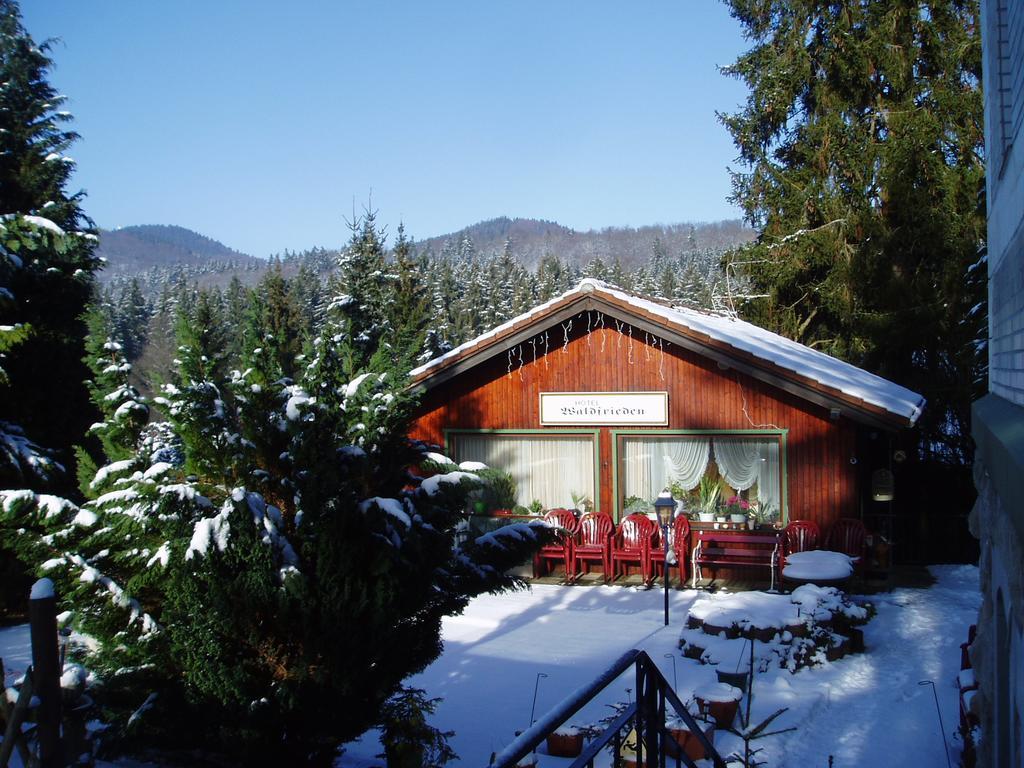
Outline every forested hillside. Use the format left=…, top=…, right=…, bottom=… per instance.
left=96, top=215, right=754, bottom=396
left=415, top=217, right=752, bottom=269
left=97, top=224, right=263, bottom=279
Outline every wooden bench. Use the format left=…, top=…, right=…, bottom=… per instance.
left=690, top=530, right=781, bottom=591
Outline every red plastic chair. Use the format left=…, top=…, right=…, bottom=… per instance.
left=825, top=518, right=867, bottom=573
left=782, top=520, right=820, bottom=561
left=611, top=514, right=658, bottom=584
left=533, top=508, right=579, bottom=580
left=572, top=512, right=615, bottom=582
left=650, top=514, right=691, bottom=587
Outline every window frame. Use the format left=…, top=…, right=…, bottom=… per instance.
left=444, top=428, right=601, bottom=513
left=611, top=428, right=789, bottom=522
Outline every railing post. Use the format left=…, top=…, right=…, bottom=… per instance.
left=29, top=578, right=61, bottom=768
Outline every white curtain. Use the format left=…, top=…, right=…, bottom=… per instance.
left=756, top=440, right=781, bottom=515
left=712, top=439, right=761, bottom=491
left=622, top=437, right=711, bottom=504
left=710, top=437, right=782, bottom=514
left=453, top=434, right=595, bottom=509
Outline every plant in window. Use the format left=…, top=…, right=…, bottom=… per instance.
left=528, top=499, right=544, bottom=516
left=477, top=468, right=518, bottom=512
left=724, top=496, right=751, bottom=515
left=623, top=495, right=648, bottom=514
left=697, top=476, right=721, bottom=518
left=570, top=490, right=590, bottom=513
left=755, top=503, right=780, bottom=526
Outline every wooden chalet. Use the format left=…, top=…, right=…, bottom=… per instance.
left=408, top=280, right=925, bottom=539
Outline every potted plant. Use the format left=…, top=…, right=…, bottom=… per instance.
left=570, top=491, right=591, bottom=514
left=696, top=476, right=720, bottom=522
left=725, top=496, right=751, bottom=526
left=623, top=495, right=649, bottom=515
left=477, top=468, right=518, bottom=514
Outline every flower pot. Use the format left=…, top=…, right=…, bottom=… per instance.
left=698, top=512, right=715, bottom=522
left=730, top=513, right=748, bottom=524
left=664, top=718, right=715, bottom=761
left=695, top=682, right=744, bottom=728
left=546, top=728, right=584, bottom=757
left=716, top=669, right=749, bottom=692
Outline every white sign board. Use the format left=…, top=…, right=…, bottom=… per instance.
left=540, top=392, right=669, bottom=426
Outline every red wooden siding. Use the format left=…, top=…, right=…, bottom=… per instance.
left=410, top=319, right=859, bottom=529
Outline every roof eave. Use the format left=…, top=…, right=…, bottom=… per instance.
left=409, top=287, right=922, bottom=431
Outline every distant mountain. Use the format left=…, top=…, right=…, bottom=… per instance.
left=94, top=217, right=756, bottom=296
left=415, top=217, right=755, bottom=269
left=96, top=225, right=263, bottom=281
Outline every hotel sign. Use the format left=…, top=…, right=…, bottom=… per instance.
left=540, top=392, right=669, bottom=426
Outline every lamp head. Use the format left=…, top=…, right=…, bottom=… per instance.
left=654, top=490, right=675, bottom=526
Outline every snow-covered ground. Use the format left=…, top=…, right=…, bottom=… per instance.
left=1, top=566, right=980, bottom=767
left=342, top=565, right=980, bottom=767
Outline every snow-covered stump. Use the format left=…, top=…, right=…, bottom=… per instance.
left=679, top=586, right=872, bottom=673
left=28, top=578, right=61, bottom=768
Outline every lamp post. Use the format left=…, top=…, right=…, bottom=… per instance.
left=654, top=491, right=676, bottom=627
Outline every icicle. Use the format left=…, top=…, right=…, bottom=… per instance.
left=561, top=320, right=573, bottom=353
left=530, top=338, right=538, bottom=366
left=627, top=324, right=634, bottom=365
left=517, top=344, right=525, bottom=381
left=614, top=320, right=624, bottom=349
left=658, top=337, right=665, bottom=381
left=644, top=332, right=652, bottom=361
left=544, top=331, right=550, bottom=369
left=597, top=312, right=606, bottom=353
left=507, top=348, right=514, bottom=378
left=586, top=311, right=593, bottom=345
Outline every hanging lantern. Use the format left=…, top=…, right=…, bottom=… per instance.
left=872, top=468, right=895, bottom=502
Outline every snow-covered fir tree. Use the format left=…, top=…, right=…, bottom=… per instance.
left=0, top=281, right=552, bottom=763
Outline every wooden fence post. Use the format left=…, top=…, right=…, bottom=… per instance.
left=29, top=577, right=61, bottom=768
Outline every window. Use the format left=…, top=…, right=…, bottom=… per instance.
left=448, top=432, right=597, bottom=511
left=617, top=432, right=784, bottom=519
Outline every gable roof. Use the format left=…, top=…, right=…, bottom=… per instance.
left=410, top=279, right=925, bottom=429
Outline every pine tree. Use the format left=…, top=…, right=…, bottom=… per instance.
left=720, top=0, right=985, bottom=463
left=1, top=285, right=553, bottom=763
left=245, top=264, right=304, bottom=380
left=336, top=208, right=391, bottom=370
left=0, top=0, right=100, bottom=492
left=383, top=223, right=431, bottom=368
left=114, top=278, right=151, bottom=362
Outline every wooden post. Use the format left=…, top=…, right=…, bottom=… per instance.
left=0, top=668, right=34, bottom=768
left=29, top=578, right=61, bottom=768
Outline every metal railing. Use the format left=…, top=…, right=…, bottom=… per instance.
left=489, top=649, right=727, bottom=768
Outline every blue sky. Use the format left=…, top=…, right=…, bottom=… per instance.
left=23, top=2, right=751, bottom=258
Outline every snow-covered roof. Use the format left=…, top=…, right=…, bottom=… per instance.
left=410, top=279, right=925, bottom=427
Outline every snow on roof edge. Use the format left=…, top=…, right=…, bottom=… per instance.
left=410, top=278, right=925, bottom=425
